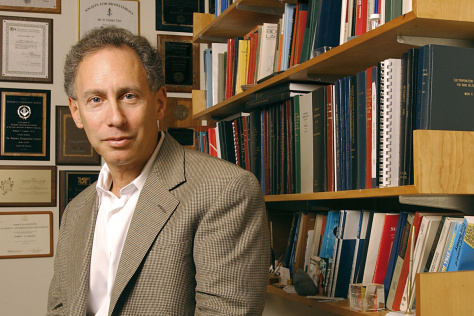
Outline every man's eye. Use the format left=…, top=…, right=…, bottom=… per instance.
left=124, top=94, right=135, bottom=100
left=90, top=97, right=101, bottom=103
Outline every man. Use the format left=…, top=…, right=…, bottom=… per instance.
left=47, top=26, right=269, bottom=315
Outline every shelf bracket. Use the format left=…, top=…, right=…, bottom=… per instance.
left=198, top=35, right=228, bottom=43
left=399, top=195, right=474, bottom=215
left=235, top=3, right=284, bottom=16
left=397, top=35, right=474, bottom=48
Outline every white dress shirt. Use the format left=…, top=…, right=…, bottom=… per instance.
left=87, top=132, right=164, bottom=316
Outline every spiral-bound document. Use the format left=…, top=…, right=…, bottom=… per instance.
left=378, top=58, right=402, bottom=188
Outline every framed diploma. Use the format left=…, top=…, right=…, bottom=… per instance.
left=59, top=170, right=99, bottom=224
left=79, top=0, right=139, bottom=39
left=0, top=166, right=56, bottom=207
left=0, top=88, right=51, bottom=161
left=156, top=0, right=204, bottom=32
left=157, top=34, right=199, bottom=93
left=0, top=16, right=53, bottom=83
left=56, top=106, right=100, bottom=165
left=0, top=0, right=60, bottom=14
left=0, top=211, right=53, bottom=259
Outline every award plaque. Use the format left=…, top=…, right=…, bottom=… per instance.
left=156, top=0, right=204, bottom=32
left=0, top=88, right=50, bottom=160
left=56, top=106, right=100, bottom=165
left=0, top=16, right=53, bottom=83
left=0, top=166, right=56, bottom=207
left=59, top=170, right=99, bottom=224
left=0, top=0, right=60, bottom=14
left=157, top=34, right=199, bottom=92
left=79, top=0, right=139, bottom=39
left=0, top=211, right=53, bottom=259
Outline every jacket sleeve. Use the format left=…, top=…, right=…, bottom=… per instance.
left=193, top=171, right=270, bottom=315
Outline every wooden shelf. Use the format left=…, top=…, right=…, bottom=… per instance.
left=192, top=2, right=474, bottom=121
left=416, top=270, right=474, bottom=315
left=266, top=285, right=388, bottom=316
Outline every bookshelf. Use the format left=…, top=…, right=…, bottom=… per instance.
left=192, top=0, right=474, bottom=315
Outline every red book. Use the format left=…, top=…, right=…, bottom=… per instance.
left=372, top=213, right=400, bottom=284
left=208, top=127, right=218, bottom=157
left=225, top=38, right=235, bottom=99
left=365, top=67, right=373, bottom=189
left=246, top=32, right=258, bottom=85
left=326, top=85, right=335, bottom=192
left=355, top=0, right=368, bottom=36
left=292, top=9, right=308, bottom=66
left=288, top=4, right=300, bottom=67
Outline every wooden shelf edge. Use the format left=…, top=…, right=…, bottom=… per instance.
left=266, top=285, right=388, bottom=316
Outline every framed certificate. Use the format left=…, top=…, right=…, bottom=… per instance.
left=56, top=106, right=100, bottom=165
left=0, top=211, right=53, bottom=259
left=0, top=16, right=53, bottom=83
left=157, top=34, right=199, bottom=92
left=0, top=88, right=51, bottom=161
left=59, top=170, right=99, bottom=224
left=0, top=166, right=56, bottom=207
left=156, top=0, right=204, bottom=32
left=79, top=0, right=139, bottom=39
left=0, top=0, right=61, bottom=14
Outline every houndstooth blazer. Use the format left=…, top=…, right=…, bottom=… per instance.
left=47, top=134, right=270, bottom=316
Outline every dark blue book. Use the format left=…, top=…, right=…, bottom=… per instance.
left=420, top=45, right=474, bottom=132
left=356, top=71, right=367, bottom=190
left=333, top=210, right=362, bottom=298
left=334, top=79, right=343, bottom=191
left=383, top=212, right=408, bottom=301
left=344, top=76, right=352, bottom=191
left=312, top=0, right=343, bottom=51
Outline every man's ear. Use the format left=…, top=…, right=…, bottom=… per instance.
left=68, top=98, right=84, bottom=129
left=155, top=86, right=167, bottom=121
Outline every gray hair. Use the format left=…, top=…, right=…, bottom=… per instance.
left=64, top=26, right=164, bottom=99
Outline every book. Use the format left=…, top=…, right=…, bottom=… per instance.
left=299, top=92, right=314, bottom=194
left=319, top=210, right=340, bottom=259
left=289, top=2, right=308, bottom=67
left=225, top=38, right=236, bottom=99
left=354, top=211, right=374, bottom=283
left=309, top=213, right=327, bottom=259
left=299, top=0, right=321, bottom=63
left=383, top=212, right=409, bottom=301
left=312, top=86, right=328, bottom=192
left=283, top=212, right=301, bottom=269
left=256, top=23, right=278, bottom=82
left=250, top=82, right=321, bottom=102
left=419, top=44, right=474, bottom=132
left=400, top=215, right=442, bottom=312
left=246, top=91, right=306, bottom=110
left=378, top=58, right=402, bottom=188
left=204, top=48, right=213, bottom=109
left=356, top=70, right=367, bottom=190
left=428, top=216, right=463, bottom=272
left=457, top=216, right=474, bottom=271
left=333, top=210, right=362, bottom=298
left=446, top=217, right=469, bottom=272
left=293, top=213, right=317, bottom=272
left=280, top=3, right=297, bottom=71
left=350, top=210, right=371, bottom=284
left=234, top=39, right=249, bottom=95
left=441, top=221, right=461, bottom=272
left=313, top=0, right=343, bottom=51
left=326, top=85, right=336, bottom=192
left=211, top=43, right=228, bottom=106
left=249, top=110, right=262, bottom=184
left=372, top=213, right=400, bottom=284
left=293, top=96, right=302, bottom=193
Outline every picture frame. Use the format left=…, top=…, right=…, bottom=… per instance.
left=56, top=106, right=101, bottom=165
left=79, top=0, right=139, bottom=39
left=0, top=211, right=53, bottom=259
left=0, top=166, right=56, bottom=207
left=59, top=170, right=99, bottom=224
left=157, top=34, right=199, bottom=93
left=0, top=16, right=53, bottom=83
left=0, top=88, right=51, bottom=161
left=155, top=0, right=205, bottom=32
left=0, top=0, right=61, bottom=14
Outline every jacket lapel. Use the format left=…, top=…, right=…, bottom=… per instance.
left=108, top=134, right=186, bottom=314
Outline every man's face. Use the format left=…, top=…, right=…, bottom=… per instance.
left=68, top=46, right=166, bottom=173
